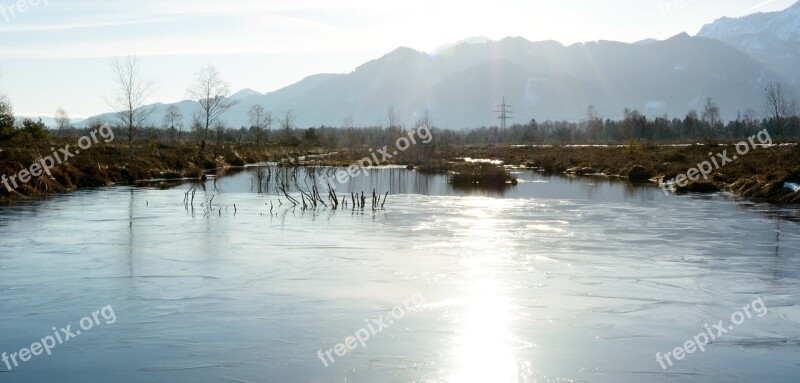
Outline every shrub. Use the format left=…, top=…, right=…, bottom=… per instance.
left=449, top=163, right=518, bottom=188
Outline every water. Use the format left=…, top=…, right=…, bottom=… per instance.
left=1, top=168, right=799, bottom=382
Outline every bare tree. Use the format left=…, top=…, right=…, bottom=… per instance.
left=190, top=111, right=203, bottom=142
left=212, top=120, right=227, bottom=156
left=188, top=65, right=237, bottom=153
left=54, top=108, right=70, bottom=134
left=586, top=105, right=599, bottom=122
left=585, top=105, right=603, bottom=142
left=342, top=115, right=354, bottom=129
left=248, top=104, right=272, bottom=146
left=414, top=109, right=434, bottom=161
left=386, top=106, right=403, bottom=142
left=763, top=82, right=792, bottom=131
left=702, top=97, right=722, bottom=138
left=0, top=75, right=12, bottom=139
left=280, top=110, right=295, bottom=143
left=162, top=105, right=184, bottom=142
left=342, top=114, right=356, bottom=147
left=387, top=106, right=401, bottom=128
left=0, top=95, right=14, bottom=139
left=702, top=97, right=721, bottom=126
left=108, top=56, right=155, bottom=159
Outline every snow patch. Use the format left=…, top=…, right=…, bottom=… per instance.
left=524, top=78, right=543, bottom=105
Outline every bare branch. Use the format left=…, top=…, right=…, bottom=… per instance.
left=188, top=64, right=237, bottom=153
left=54, top=108, right=70, bottom=132
left=107, top=55, right=155, bottom=159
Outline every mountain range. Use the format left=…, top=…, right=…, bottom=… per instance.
left=78, top=1, right=800, bottom=129
left=698, top=1, right=800, bottom=88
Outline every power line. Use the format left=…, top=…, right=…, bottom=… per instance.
left=494, top=97, right=513, bottom=131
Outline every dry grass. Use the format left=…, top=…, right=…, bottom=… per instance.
left=2, top=139, right=799, bottom=203
left=0, top=138, right=316, bottom=201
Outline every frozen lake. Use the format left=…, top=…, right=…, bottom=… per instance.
left=1, top=168, right=799, bottom=382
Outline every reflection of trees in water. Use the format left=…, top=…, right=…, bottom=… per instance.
left=162, top=166, right=723, bottom=201
left=738, top=202, right=800, bottom=224
left=248, top=166, right=438, bottom=197
left=736, top=202, right=800, bottom=281
left=128, top=188, right=134, bottom=277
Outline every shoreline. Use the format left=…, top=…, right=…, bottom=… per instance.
left=1, top=141, right=799, bottom=204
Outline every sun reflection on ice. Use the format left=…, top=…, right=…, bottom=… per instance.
left=448, top=283, right=520, bottom=382
left=447, top=197, right=526, bottom=383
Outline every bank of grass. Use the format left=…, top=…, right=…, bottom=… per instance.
left=454, top=143, right=800, bottom=203
left=0, top=138, right=312, bottom=201
left=2, top=138, right=799, bottom=204
left=328, top=142, right=800, bottom=202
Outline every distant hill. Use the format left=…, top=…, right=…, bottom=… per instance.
left=432, top=36, right=492, bottom=54
left=81, top=34, right=784, bottom=129
left=18, top=116, right=85, bottom=128
left=229, top=88, right=263, bottom=101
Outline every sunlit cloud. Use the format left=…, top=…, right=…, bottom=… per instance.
left=746, top=0, right=779, bottom=13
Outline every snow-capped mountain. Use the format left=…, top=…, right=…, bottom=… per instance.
left=698, top=1, right=800, bottom=86
left=699, top=1, right=800, bottom=42
left=80, top=34, right=780, bottom=129
left=78, top=34, right=779, bottom=129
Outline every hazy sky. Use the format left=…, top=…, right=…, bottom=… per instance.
left=0, top=0, right=796, bottom=119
